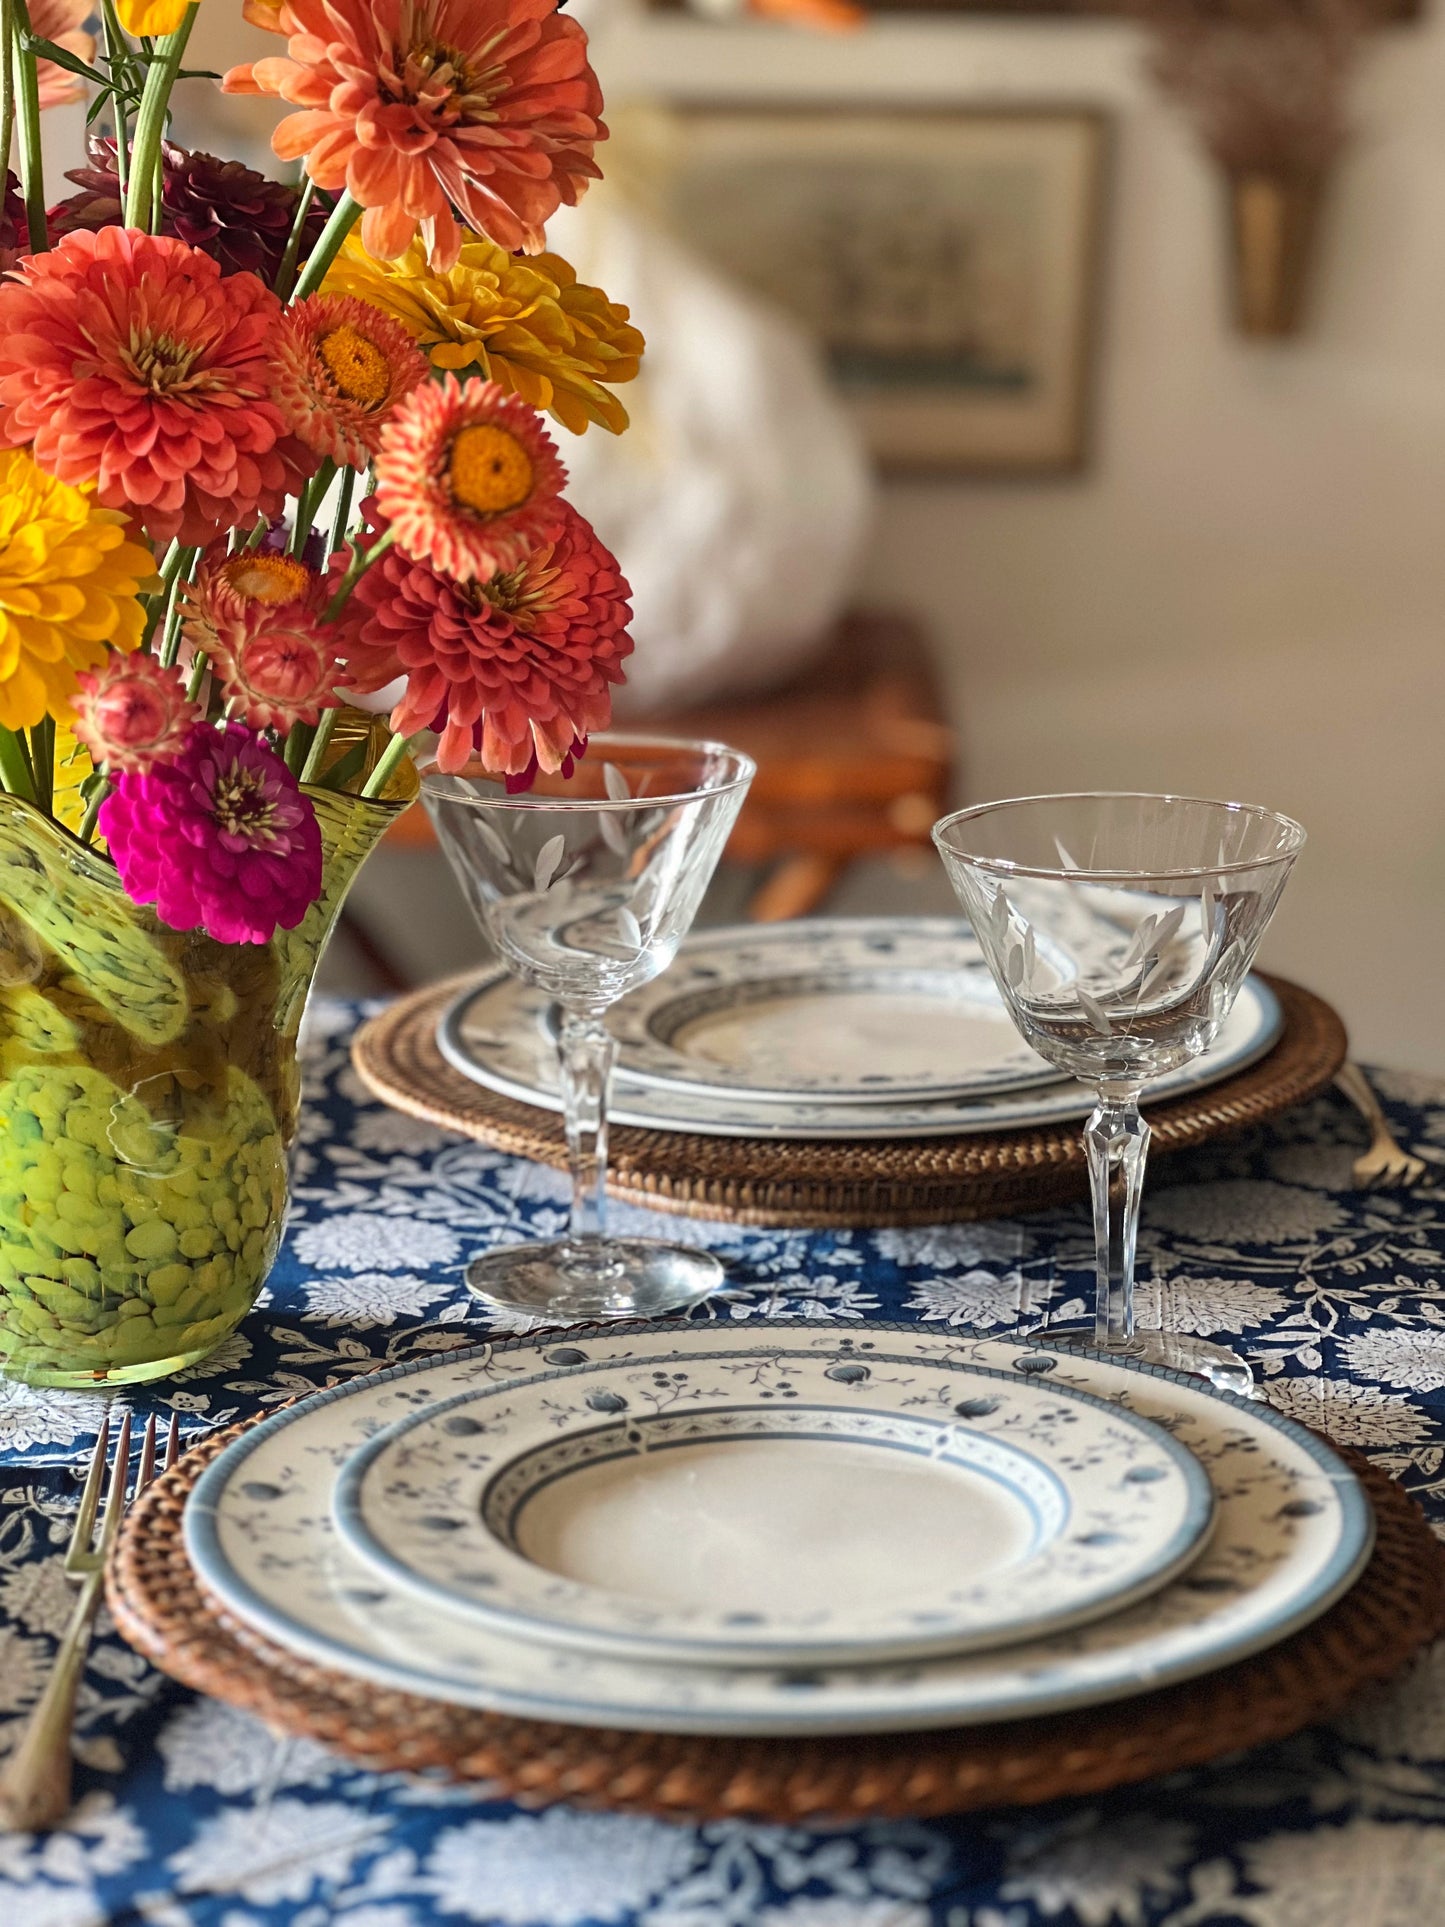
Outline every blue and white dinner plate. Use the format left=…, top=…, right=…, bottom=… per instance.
left=329, top=1348, right=1215, bottom=1666
left=590, top=920, right=1062, bottom=1105
left=435, top=927, right=1285, bottom=1141
left=183, top=1322, right=1373, bottom=1738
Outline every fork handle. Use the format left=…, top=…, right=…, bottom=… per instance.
left=1336, top=1061, right=1391, bottom=1136
left=0, top=1570, right=101, bottom=1832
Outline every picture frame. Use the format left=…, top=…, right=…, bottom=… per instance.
left=663, top=105, right=1110, bottom=474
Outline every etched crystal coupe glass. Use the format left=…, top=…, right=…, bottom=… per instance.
left=934, top=794, right=1305, bottom=1394
left=422, top=735, right=754, bottom=1321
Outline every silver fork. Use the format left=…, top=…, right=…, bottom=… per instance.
left=0, top=1408, right=179, bottom=1832
left=1336, top=1061, right=1430, bottom=1190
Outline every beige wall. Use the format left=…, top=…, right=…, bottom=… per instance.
left=45, top=4, right=1445, bottom=1067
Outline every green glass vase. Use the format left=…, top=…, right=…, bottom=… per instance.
left=0, top=754, right=411, bottom=1388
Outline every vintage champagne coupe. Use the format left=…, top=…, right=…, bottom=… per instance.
left=934, top=794, right=1305, bottom=1394
left=422, top=735, right=754, bottom=1321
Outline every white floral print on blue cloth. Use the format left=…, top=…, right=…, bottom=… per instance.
left=1, top=1002, right=1444, bottom=1925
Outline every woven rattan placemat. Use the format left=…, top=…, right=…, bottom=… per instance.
left=107, top=1416, right=1443, bottom=1823
left=350, top=972, right=1347, bottom=1227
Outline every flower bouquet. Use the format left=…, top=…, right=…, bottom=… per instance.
left=0, top=0, right=641, bottom=1386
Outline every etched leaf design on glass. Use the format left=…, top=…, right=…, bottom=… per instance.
left=475, top=816, right=511, bottom=870
left=1140, top=951, right=1177, bottom=1000
left=1054, top=838, right=1083, bottom=873
left=1200, top=881, right=1218, bottom=944
left=533, top=834, right=567, bottom=893
left=603, top=763, right=630, bottom=801
left=597, top=811, right=629, bottom=856
left=1077, top=987, right=1114, bottom=1036
left=616, top=908, right=643, bottom=950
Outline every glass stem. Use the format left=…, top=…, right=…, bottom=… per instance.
left=1084, top=1090, right=1150, bottom=1349
left=558, top=1012, right=616, bottom=1252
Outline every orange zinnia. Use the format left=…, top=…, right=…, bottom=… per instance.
left=0, top=229, right=315, bottom=548
left=222, top=0, right=606, bottom=269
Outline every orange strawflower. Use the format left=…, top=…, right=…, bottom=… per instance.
left=222, top=0, right=606, bottom=268
left=272, top=293, right=429, bottom=471
left=373, top=375, right=566, bottom=584
left=184, top=546, right=342, bottom=733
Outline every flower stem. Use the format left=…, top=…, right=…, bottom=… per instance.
left=29, top=715, right=52, bottom=814
left=10, top=0, right=46, bottom=253
left=0, top=0, right=15, bottom=195
left=313, top=737, right=366, bottom=793
left=322, top=526, right=392, bottom=623
left=329, top=466, right=357, bottom=554
left=0, top=726, right=35, bottom=805
left=288, top=188, right=359, bottom=303
left=184, top=647, right=208, bottom=703
left=272, top=176, right=315, bottom=302
left=282, top=720, right=312, bottom=776
left=359, top=730, right=409, bottom=799
left=100, top=0, right=133, bottom=199
left=123, top=2, right=197, bottom=231
left=289, top=458, right=336, bottom=557
left=77, top=778, right=109, bottom=845
left=299, top=706, right=340, bottom=784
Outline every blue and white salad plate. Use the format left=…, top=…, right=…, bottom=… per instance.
left=436, top=926, right=1284, bottom=1141
left=182, top=1322, right=1373, bottom=1737
left=329, top=1348, right=1215, bottom=1666
left=590, top=920, right=1061, bottom=1105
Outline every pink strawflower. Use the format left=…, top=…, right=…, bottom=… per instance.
left=71, top=653, right=200, bottom=775
left=99, top=720, right=323, bottom=945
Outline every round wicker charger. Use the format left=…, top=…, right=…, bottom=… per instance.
left=351, top=973, right=1348, bottom=1227
left=108, top=1416, right=1445, bottom=1825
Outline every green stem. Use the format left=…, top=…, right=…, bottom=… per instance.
left=323, top=526, right=393, bottom=623
left=122, top=1, right=196, bottom=231
left=282, top=720, right=312, bottom=776
left=100, top=0, right=132, bottom=197
left=329, top=466, right=358, bottom=554
left=290, top=457, right=336, bottom=557
left=272, top=175, right=315, bottom=301
left=359, top=730, right=409, bottom=800
left=77, top=777, right=110, bottom=845
left=184, top=648, right=208, bottom=703
left=313, top=736, right=367, bottom=793
left=0, top=0, right=15, bottom=187
left=29, top=715, right=52, bottom=814
left=11, top=0, right=45, bottom=252
left=298, top=706, right=340, bottom=784
left=289, top=188, right=359, bottom=303
left=0, top=725, right=35, bottom=804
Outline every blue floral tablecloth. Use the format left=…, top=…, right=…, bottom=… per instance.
left=3, top=999, right=1445, bottom=1927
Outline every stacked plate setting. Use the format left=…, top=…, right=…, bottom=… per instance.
left=184, top=1319, right=1373, bottom=1737
left=434, top=917, right=1287, bottom=1141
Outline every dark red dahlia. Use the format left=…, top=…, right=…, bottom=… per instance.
left=49, top=139, right=326, bottom=283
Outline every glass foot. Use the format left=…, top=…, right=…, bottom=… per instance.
left=1036, top=1325, right=1256, bottom=1398
left=465, top=1237, right=725, bottom=1323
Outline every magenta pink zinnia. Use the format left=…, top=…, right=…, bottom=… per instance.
left=98, top=720, right=323, bottom=945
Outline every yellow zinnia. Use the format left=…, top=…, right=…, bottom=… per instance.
left=324, top=233, right=645, bottom=436
left=114, top=0, right=190, bottom=33
left=0, top=449, right=156, bottom=732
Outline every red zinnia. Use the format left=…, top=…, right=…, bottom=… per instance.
left=0, top=229, right=316, bottom=547
left=342, top=500, right=633, bottom=778
left=222, top=0, right=606, bottom=268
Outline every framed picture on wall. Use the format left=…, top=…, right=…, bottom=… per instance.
left=664, top=105, right=1110, bottom=474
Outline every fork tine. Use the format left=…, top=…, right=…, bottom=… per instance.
left=68, top=1412, right=111, bottom=1562
left=137, top=1414, right=157, bottom=1492
left=164, top=1411, right=180, bottom=1471
left=95, top=1410, right=132, bottom=1562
